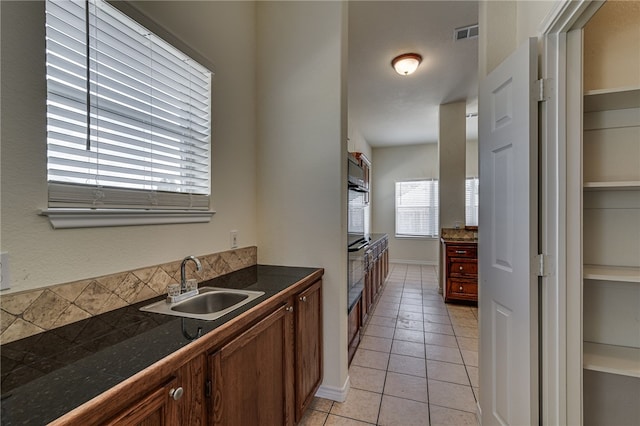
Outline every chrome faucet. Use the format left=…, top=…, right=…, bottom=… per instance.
left=180, top=255, right=202, bottom=293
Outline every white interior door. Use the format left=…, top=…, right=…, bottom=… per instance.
left=478, top=37, right=539, bottom=426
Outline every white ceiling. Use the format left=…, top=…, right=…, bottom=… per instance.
left=348, top=1, right=479, bottom=147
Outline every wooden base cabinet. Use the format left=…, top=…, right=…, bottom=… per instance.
left=442, top=241, right=478, bottom=303
left=208, top=279, right=323, bottom=425
left=347, top=297, right=361, bottom=365
left=104, top=355, right=206, bottom=426
left=294, top=280, right=323, bottom=422
left=209, top=305, right=294, bottom=426
left=349, top=236, right=388, bottom=366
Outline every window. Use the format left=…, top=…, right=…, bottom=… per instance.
left=45, top=0, right=212, bottom=218
left=465, top=177, right=479, bottom=226
left=395, top=179, right=439, bottom=238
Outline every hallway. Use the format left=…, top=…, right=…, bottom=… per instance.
left=301, top=263, right=479, bottom=425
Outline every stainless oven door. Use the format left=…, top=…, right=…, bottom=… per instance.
left=348, top=240, right=368, bottom=311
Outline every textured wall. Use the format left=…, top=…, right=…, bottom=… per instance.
left=0, top=247, right=256, bottom=344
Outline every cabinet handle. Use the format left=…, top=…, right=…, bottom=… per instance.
left=300, top=296, right=307, bottom=302
left=459, top=286, right=463, bottom=291
left=286, top=306, right=294, bottom=312
left=455, top=250, right=467, bottom=254
left=459, top=266, right=464, bottom=271
left=170, top=387, right=184, bottom=401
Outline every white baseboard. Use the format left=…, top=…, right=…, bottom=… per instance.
left=315, top=376, right=350, bottom=403
left=389, top=259, right=438, bottom=266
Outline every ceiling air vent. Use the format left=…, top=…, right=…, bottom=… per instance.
left=454, top=24, right=479, bottom=41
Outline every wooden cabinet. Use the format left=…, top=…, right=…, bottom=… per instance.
left=362, top=236, right=389, bottom=320
left=209, top=304, right=294, bottom=426
left=294, top=280, right=323, bottom=422
left=443, top=241, right=478, bottom=303
left=104, top=355, right=205, bottom=426
left=208, top=279, right=323, bottom=425
left=347, top=296, right=361, bottom=365
left=105, top=378, right=179, bottom=426
left=581, top=86, right=640, bottom=424
left=349, top=236, right=389, bottom=366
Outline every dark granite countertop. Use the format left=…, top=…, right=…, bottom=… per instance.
left=0, top=264, right=321, bottom=425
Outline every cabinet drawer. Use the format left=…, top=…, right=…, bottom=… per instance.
left=449, top=260, right=478, bottom=276
left=446, top=245, right=477, bottom=259
left=447, top=280, right=477, bottom=299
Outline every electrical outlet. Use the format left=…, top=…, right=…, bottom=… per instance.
left=230, top=230, right=238, bottom=249
left=0, top=252, right=10, bottom=290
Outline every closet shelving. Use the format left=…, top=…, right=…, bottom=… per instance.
left=582, top=86, right=640, bottom=381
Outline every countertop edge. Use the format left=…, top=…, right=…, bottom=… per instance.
left=48, top=268, right=324, bottom=426
left=440, top=238, right=478, bottom=244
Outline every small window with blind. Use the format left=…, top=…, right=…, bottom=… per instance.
left=395, top=179, right=439, bottom=238
left=43, top=0, right=213, bottom=228
left=465, top=177, right=479, bottom=226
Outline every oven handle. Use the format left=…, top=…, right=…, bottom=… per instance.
left=348, top=242, right=369, bottom=252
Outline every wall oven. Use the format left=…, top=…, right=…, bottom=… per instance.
left=347, top=155, right=369, bottom=311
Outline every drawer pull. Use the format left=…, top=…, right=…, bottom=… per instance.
left=459, top=286, right=464, bottom=291
left=170, top=387, right=184, bottom=401
left=455, top=250, right=467, bottom=254
left=459, top=266, right=464, bottom=271
left=300, top=296, right=307, bottom=302
left=286, top=306, right=294, bottom=312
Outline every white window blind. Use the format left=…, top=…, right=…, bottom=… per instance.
left=45, top=0, right=212, bottom=210
left=465, top=177, right=479, bottom=226
left=395, top=179, right=439, bottom=238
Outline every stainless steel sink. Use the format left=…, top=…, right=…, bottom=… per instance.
left=140, top=287, right=265, bottom=321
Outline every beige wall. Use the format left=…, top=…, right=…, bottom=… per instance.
left=371, top=138, right=477, bottom=265
left=584, top=0, right=640, bottom=92
left=467, top=139, right=479, bottom=177
left=0, top=1, right=257, bottom=293
left=372, top=144, right=439, bottom=264
left=438, top=101, right=467, bottom=230
left=255, top=1, right=349, bottom=395
left=479, top=1, right=557, bottom=78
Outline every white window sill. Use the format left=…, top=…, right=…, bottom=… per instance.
left=39, top=209, right=216, bottom=229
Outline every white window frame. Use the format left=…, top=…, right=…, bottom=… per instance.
left=395, top=179, right=439, bottom=238
left=465, top=177, right=479, bottom=226
left=40, top=0, right=215, bottom=229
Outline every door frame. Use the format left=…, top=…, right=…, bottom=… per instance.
left=537, top=1, right=603, bottom=425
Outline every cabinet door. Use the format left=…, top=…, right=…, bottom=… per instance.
left=294, top=280, right=323, bottom=422
left=174, top=354, right=205, bottom=425
left=210, top=305, right=294, bottom=426
left=104, top=378, right=178, bottom=426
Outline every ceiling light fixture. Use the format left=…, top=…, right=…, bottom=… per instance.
left=391, top=53, right=422, bottom=76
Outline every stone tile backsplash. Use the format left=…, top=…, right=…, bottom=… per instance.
left=0, top=246, right=257, bottom=345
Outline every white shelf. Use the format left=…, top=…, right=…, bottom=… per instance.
left=584, top=87, right=640, bottom=112
left=584, top=265, right=640, bottom=283
left=584, top=342, right=640, bottom=378
left=584, top=181, right=640, bottom=191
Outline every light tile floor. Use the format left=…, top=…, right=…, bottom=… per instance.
left=300, top=263, right=479, bottom=426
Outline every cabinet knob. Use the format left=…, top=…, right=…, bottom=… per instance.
left=286, top=306, right=294, bottom=312
left=459, top=266, right=464, bottom=271
left=300, top=296, right=307, bottom=302
left=459, top=286, right=463, bottom=291
left=170, top=387, right=184, bottom=401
